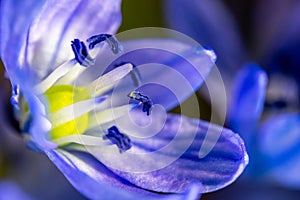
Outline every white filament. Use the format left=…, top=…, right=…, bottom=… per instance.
left=34, top=60, right=77, bottom=94
left=86, top=63, right=133, bottom=96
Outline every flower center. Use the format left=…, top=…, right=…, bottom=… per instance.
left=45, top=85, right=91, bottom=139
left=12, top=33, right=155, bottom=152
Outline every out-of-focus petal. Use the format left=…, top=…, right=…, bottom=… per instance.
left=78, top=39, right=215, bottom=111
left=258, top=113, right=300, bottom=187
left=164, top=0, right=246, bottom=74
left=85, top=114, right=248, bottom=194
left=46, top=149, right=201, bottom=200
left=227, top=64, right=268, bottom=143
left=0, top=181, right=33, bottom=200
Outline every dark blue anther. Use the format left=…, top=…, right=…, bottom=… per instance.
left=71, top=39, right=95, bottom=67
left=114, top=62, right=142, bottom=86
left=104, top=126, right=132, bottom=153
left=87, top=34, right=122, bottom=54
left=128, top=91, right=153, bottom=116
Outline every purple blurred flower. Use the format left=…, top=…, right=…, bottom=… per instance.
left=0, top=0, right=248, bottom=199
left=165, top=0, right=300, bottom=189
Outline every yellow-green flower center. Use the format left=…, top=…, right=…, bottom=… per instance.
left=45, top=85, right=90, bottom=140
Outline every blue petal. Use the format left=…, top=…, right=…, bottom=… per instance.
left=27, top=0, right=122, bottom=79
left=85, top=114, right=248, bottom=193
left=227, top=64, right=268, bottom=143
left=78, top=39, right=216, bottom=111
left=0, top=0, right=46, bottom=84
left=45, top=149, right=201, bottom=199
left=1, top=0, right=122, bottom=82
left=258, top=113, right=300, bottom=188
left=164, top=0, right=247, bottom=73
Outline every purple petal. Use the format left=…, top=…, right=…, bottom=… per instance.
left=258, top=113, right=300, bottom=188
left=164, top=0, right=247, bottom=73
left=45, top=149, right=150, bottom=199
left=78, top=39, right=215, bottom=111
left=227, top=64, right=268, bottom=143
left=46, top=149, right=200, bottom=199
left=86, top=114, right=248, bottom=193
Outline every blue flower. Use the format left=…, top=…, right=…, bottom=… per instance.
left=0, top=0, right=248, bottom=199
left=0, top=180, right=33, bottom=200
left=164, top=0, right=300, bottom=189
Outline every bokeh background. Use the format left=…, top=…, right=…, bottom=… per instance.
left=1, top=0, right=300, bottom=199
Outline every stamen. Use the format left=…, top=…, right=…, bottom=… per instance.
left=53, top=134, right=111, bottom=146
left=88, top=104, right=133, bottom=129
left=49, top=96, right=106, bottom=128
left=71, top=39, right=95, bottom=67
left=87, top=34, right=122, bottom=54
left=10, top=85, right=20, bottom=109
left=103, top=126, right=132, bottom=153
left=54, top=65, right=86, bottom=85
left=114, top=62, right=142, bottom=87
left=34, top=60, right=77, bottom=93
left=86, top=63, right=133, bottom=96
left=128, top=91, right=153, bottom=116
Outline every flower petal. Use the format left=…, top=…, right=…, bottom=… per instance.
left=45, top=149, right=201, bottom=199
left=0, top=0, right=46, bottom=83
left=77, top=38, right=216, bottom=111
left=85, top=114, right=248, bottom=193
left=1, top=0, right=122, bottom=82
left=227, top=64, right=268, bottom=143
left=258, top=113, right=300, bottom=188
left=26, top=0, right=122, bottom=79
left=164, top=0, right=246, bottom=73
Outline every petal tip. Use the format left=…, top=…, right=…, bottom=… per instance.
left=203, top=47, right=217, bottom=63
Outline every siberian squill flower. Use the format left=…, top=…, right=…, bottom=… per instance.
left=165, top=0, right=300, bottom=191
left=0, top=0, right=248, bottom=199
